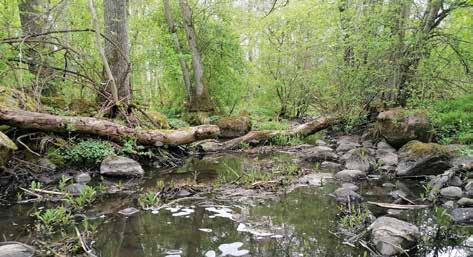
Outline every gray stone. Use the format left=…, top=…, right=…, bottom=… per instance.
left=443, top=200, right=456, bottom=209
left=344, top=148, right=376, bottom=172
left=369, top=216, right=420, bottom=256
left=302, top=146, right=338, bottom=162
left=451, top=208, right=473, bottom=224
left=465, top=180, right=473, bottom=192
left=315, top=140, right=327, bottom=146
left=320, top=161, right=342, bottom=170
left=118, top=207, right=140, bottom=216
left=449, top=176, right=463, bottom=187
left=377, top=141, right=396, bottom=153
left=0, top=242, right=34, bottom=257
left=100, top=156, right=144, bottom=177
left=440, top=186, right=463, bottom=199
left=376, top=151, right=399, bottom=167
left=65, top=183, right=87, bottom=195
left=297, top=173, right=333, bottom=187
left=335, top=169, right=366, bottom=182
left=332, top=187, right=362, bottom=203
left=382, top=182, right=396, bottom=189
left=336, top=142, right=361, bottom=153
left=74, top=173, right=91, bottom=183
left=362, top=140, right=374, bottom=148
left=341, top=183, right=359, bottom=191
left=458, top=198, right=473, bottom=207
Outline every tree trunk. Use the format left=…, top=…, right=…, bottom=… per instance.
left=193, top=116, right=337, bottom=152
left=103, top=0, right=131, bottom=106
left=179, top=0, right=213, bottom=113
left=163, top=0, right=192, bottom=99
left=18, top=0, right=56, bottom=93
left=0, top=107, right=220, bottom=146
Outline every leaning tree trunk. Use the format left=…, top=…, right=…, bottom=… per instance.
left=193, top=116, right=337, bottom=152
left=18, top=0, right=56, bottom=94
left=164, top=0, right=192, bottom=100
left=103, top=0, right=132, bottom=107
left=0, top=107, right=220, bottom=146
left=179, top=0, right=214, bottom=114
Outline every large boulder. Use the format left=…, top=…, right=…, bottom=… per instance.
left=396, top=141, right=453, bottom=176
left=343, top=148, right=376, bottom=172
left=0, top=131, right=18, bottom=167
left=100, top=156, right=144, bottom=177
left=369, top=216, right=420, bottom=256
left=216, top=116, right=252, bottom=138
left=376, top=108, right=431, bottom=148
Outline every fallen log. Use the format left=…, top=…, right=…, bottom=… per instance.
left=193, top=115, right=337, bottom=152
left=0, top=107, right=220, bottom=146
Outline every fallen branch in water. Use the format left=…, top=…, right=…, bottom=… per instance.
left=193, top=115, right=338, bottom=152
left=367, top=201, right=431, bottom=209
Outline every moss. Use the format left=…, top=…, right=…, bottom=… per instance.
left=0, top=86, right=36, bottom=111
left=401, top=140, right=451, bottom=157
left=140, top=111, right=169, bottom=129
left=0, top=131, right=17, bottom=150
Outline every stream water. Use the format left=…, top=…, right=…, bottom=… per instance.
left=1, top=153, right=472, bottom=257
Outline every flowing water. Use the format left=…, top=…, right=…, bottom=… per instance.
left=1, top=153, right=472, bottom=257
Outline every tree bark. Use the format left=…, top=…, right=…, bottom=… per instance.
left=0, top=107, right=220, bottom=146
left=179, top=0, right=213, bottom=112
left=18, top=0, right=56, bottom=91
left=163, top=0, right=192, bottom=99
left=193, top=116, right=337, bottom=152
left=103, top=0, right=131, bottom=106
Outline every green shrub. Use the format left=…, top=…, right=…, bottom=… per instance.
left=168, top=118, right=190, bottom=129
left=62, top=139, right=115, bottom=165
left=254, top=120, right=290, bottom=130
left=429, top=95, right=473, bottom=144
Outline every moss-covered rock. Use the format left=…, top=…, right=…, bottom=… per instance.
left=0, top=86, right=36, bottom=111
left=69, top=98, right=97, bottom=116
left=376, top=108, right=432, bottom=148
left=396, top=140, right=455, bottom=176
left=0, top=131, right=17, bottom=168
left=216, top=115, right=252, bottom=138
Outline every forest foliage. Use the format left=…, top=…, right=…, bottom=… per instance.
left=0, top=0, right=472, bottom=142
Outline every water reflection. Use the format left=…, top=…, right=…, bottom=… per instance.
left=95, top=186, right=366, bottom=257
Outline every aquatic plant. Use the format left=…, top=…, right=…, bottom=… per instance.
left=34, top=206, right=72, bottom=229
left=138, top=191, right=159, bottom=209
left=65, top=185, right=97, bottom=209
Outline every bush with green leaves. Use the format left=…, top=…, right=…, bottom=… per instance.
left=429, top=94, right=473, bottom=144
left=62, top=139, right=115, bottom=165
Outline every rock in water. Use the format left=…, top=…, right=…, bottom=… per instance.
left=396, top=141, right=453, bottom=176
left=302, top=146, right=338, bottom=162
left=335, top=169, right=366, bottom=182
left=343, top=148, right=376, bottom=172
left=376, top=108, right=431, bottom=148
left=0, top=242, right=34, bottom=257
left=0, top=131, right=17, bottom=167
left=332, top=187, right=362, bottom=203
left=75, top=173, right=92, bottom=183
left=369, top=216, right=420, bottom=256
left=451, top=208, right=473, bottom=224
left=118, top=207, right=140, bottom=216
left=100, top=156, right=144, bottom=177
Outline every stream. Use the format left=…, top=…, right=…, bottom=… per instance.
left=1, top=152, right=472, bottom=257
